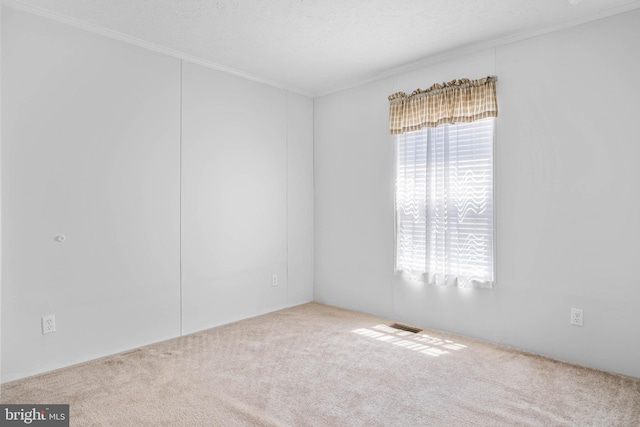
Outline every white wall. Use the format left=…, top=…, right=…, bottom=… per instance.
left=286, top=92, right=315, bottom=307
left=1, top=7, right=182, bottom=382
left=181, top=63, right=314, bottom=333
left=314, top=9, right=640, bottom=378
left=1, top=7, right=314, bottom=382
left=0, top=4, right=3, bottom=394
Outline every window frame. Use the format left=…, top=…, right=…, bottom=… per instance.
left=393, top=117, right=497, bottom=288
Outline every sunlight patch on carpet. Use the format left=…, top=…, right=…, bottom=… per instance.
left=352, top=324, right=467, bottom=357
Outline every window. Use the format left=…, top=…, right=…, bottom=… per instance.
left=395, top=118, right=494, bottom=288
left=389, top=76, right=497, bottom=288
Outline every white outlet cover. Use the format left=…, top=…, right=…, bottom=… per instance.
left=570, top=308, right=583, bottom=326
left=42, top=314, right=56, bottom=334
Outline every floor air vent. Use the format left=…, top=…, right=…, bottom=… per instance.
left=389, top=323, right=422, bottom=334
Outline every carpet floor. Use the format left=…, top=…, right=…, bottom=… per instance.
left=2, top=302, right=639, bottom=426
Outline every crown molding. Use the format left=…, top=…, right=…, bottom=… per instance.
left=0, top=0, right=314, bottom=98
left=313, top=0, right=640, bottom=97
left=3, top=0, right=640, bottom=98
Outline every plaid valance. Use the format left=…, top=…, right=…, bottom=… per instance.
left=388, top=76, right=498, bottom=135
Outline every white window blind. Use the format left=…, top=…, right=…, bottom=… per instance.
left=395, top=117, right=494, bottom=288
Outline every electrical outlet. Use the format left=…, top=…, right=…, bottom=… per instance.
left=42, top=315, right=56, bottom=334
left=272, top=274, right=278, bottom=287
left=570, top=308, right=583, bottom=326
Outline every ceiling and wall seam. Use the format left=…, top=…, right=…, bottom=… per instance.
left=2, top=0, right=640, bottom=98
left=315, top=0, right=640, bottom=97
left=0, top=0, right=314, bottom=97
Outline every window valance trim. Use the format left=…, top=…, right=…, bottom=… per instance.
left=388, top=76, right=498, bottom=135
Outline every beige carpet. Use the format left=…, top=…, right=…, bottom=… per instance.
left=2, top=303, right=639, bottom=426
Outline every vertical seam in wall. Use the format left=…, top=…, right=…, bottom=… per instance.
left=492, top=46, right=496, bottom=75
left=391, top=75, right=398, bottom=318
left=285, top=92, right=288, bottom=303
left=311, top=96, right=316, bottom=302
left=285, top=91, right=289, bottom=306
left=311, top=97, right=315, bottom=303
left=492, top=47, right=498, bottom=288
left=179, top=60, right=183, bottom=335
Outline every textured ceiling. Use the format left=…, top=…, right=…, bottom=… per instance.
left=6, top=0, right=640, bottom=95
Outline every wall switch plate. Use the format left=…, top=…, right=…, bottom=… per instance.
left=570, top=308, right=583, bottom=326
left=42, top=314, right=56, bottom=334
left=272, top=274, right=278, bottom=287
